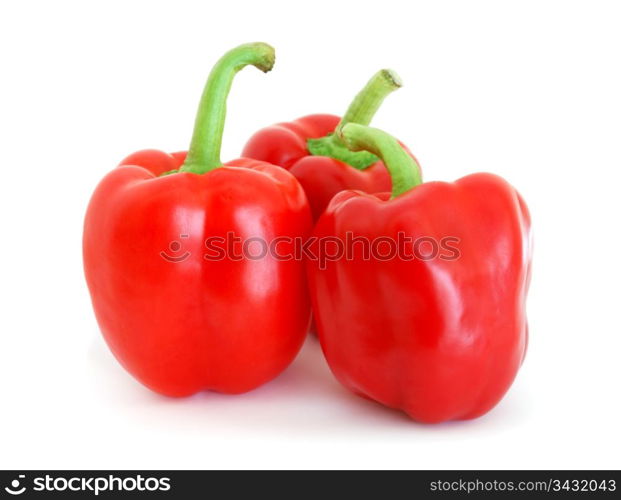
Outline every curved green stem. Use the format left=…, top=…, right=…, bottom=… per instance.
left=335, top=69, right=402, bottom=135
left=179, top=43, right=275, bottom=174
left=307, top=69, right=402, bottom=170
left=338, top=124, right=422, bottom=198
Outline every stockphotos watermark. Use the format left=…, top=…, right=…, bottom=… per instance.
left=160, top=231, right=461, bottom=269
left=3, top=473, right=170, bottom=496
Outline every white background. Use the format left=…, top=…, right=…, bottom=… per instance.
left=1, top=0, right=620, bottom=470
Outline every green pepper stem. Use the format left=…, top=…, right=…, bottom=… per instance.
left=307, top=69, right=402, bottom=170
left=335, top=69, right=402, bottom=135
left=338, top=124, right=422, bottom=198
left=180, top=43, right=275, bottom=174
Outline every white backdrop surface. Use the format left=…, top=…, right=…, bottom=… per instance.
left=0, top=0, right=619, bottom=469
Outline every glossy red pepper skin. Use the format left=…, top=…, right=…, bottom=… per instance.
left=84, top=43, right=312, bottom=397
left=84, top=149, right=311, bottom=396
left=308, top=126, right=531, bottom=422
left=242, top=114, right=393, bottom=220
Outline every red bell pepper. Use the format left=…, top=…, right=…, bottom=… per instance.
left=242, top=70, right=415, bottom=220
left=83, top=43, right=312, bottom=397
left=308, top=124, right=532, bottom=423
